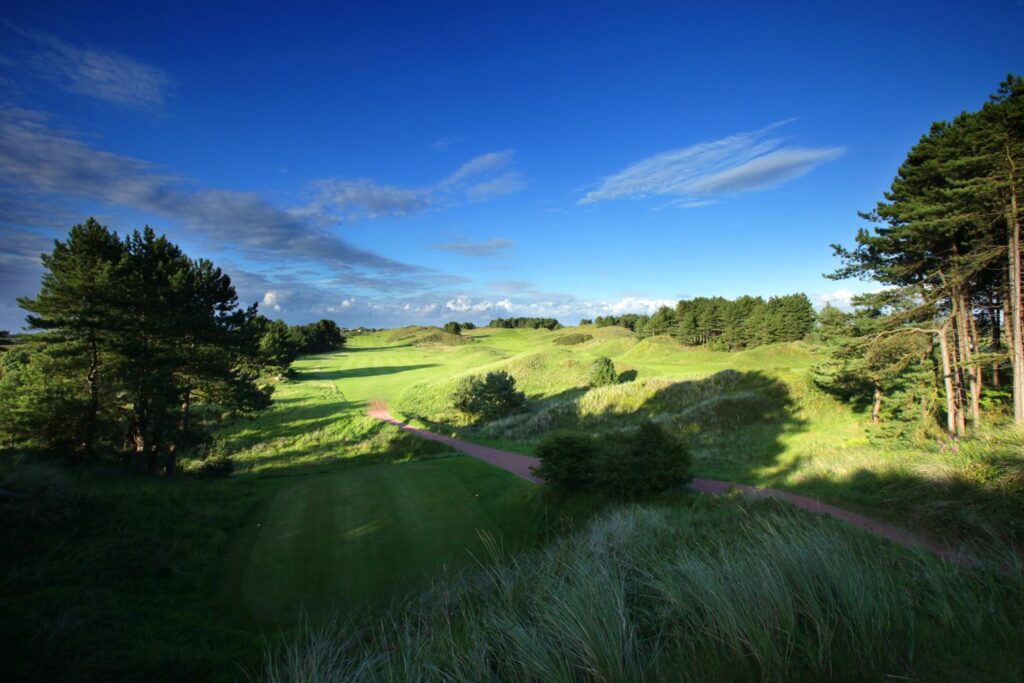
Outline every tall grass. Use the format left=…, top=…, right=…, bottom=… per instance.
left=261, top=497, right=1024, bottom=682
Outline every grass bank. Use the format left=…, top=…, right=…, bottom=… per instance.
left=264, top=495, right=1024, bottom=682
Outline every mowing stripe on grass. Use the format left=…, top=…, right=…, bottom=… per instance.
left=368, top=402, right=972, bottom=564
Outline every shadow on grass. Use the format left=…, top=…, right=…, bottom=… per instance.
left=779, top=458, right=1024, bottom=547
left=406, top=367, right=1024, bottom=547
left=295, top=364, right=439, bottom=382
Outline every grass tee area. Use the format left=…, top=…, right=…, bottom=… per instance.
left=3, top=325, right=1023, bottom=680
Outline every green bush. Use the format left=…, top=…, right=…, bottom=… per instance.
left=588, top=356, right=618, bottom=387
left=597, top=421, right=692, bottom=499
left=443, top=321, right=462, bottom=335
left=451, top=371, right=526, bottom=421
left=553, top=333, right=593, bottom=346
left=532, top=431, right=599, bottom=489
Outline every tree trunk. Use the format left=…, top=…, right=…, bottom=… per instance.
left=871, top=380, right=882, bottom=424
left=166, top=389, right=191, bottom=476
left=992, top=295, right=1001, bottom=386
left=1010, top=191, right=1024, bottom=424
left=938, top=322, right=959, bottom=437
left=84, top=334, right=100, bottom=456
left=948, top=300, right=968, bottom=436
left=132, top=400, right=148, bottom=470
left=954, top=288, right=981, bottom=426
left=964, top=291, right=983, bottom=424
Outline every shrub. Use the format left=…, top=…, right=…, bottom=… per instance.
left=597, top=421, right=692, bottom=499
left=532, top=431, right=599, bottom=489
left=443, top=321, right=462, bottom=335
left=589, top=356, right=618, bottom=387
left=451, top=371, right=526, bottom=421
left=553, top=333, right=593, bottom=346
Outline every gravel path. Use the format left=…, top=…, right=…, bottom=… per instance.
left=368, top=403, right=970, bottom=564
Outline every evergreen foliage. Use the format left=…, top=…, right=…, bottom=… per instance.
left=594, top=294, right=816, bottom=349
left=530, top=431, right=600, bottom=490
left=487, top=317, right=562, bottom=330
left=588, top=356, right=618, bottom=386
left=4, top=219, right=273, bottom=472
left=830, top=76, right=1024, bottom=433
left=451, top=370, right=526, bottom=420
left=532, top=421, right=692, bottom=498
left=443, top=321, right=463, bottom=335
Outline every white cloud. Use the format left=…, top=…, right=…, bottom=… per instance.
left=813, top=288, right=856, bottom=310
left=579, top=121, right=843, bottom=206
left=445, top=295, right=473, bottom=312
left=441, top=150, right=514, bottom=186
left=19, top=29, right=172, bottom=110
left=307, top=150, right=524, bottom=222
left=433, top=237, right=514, bottom=257
left=0, top=107, right=423, bottom=279
left=593, top=296, right=675, bottom=315
left=307, top=178, right=432, bottom=219
left=262, top=290, right=290, bottom=311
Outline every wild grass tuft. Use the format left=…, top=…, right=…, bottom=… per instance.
left=260, top=497, right=1024, bottom=681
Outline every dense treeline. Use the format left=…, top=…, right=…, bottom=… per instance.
left=823, top=76, right=1024, bottom=434
left=0, top=219, right=345, bottom=471
left=487, top=317, right=563, bottom=330
left=595, top=294, right=817, bottom=350
left=255, top=317, right=346, bottom=372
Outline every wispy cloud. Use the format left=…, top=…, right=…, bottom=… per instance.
left=306, top=178, right=432, bottom=219
left=433, top=237, right=514, bottom=257
left=440, top=150, right=514, bottom=186
left=429, top=136, right=462, bottom=151
left=0, top=107, right=419, bottom=276
left=13, top=27, right=173, bottom=110
left=579, top=122, right=843, bottom=206
left=307, top=150, right=524, bottom=221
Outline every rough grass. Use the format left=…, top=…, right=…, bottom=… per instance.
left=261, top=496, right=1024, bottom=682
left=0, top=458, right=264, bottom=682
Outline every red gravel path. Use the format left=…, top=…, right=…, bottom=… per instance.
left=368, top=403, right=971, bottom=564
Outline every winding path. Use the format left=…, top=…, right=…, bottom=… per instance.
left=368, top=403, right=971, bottom=565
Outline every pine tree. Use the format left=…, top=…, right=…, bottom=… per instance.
left=17, top=219, right=125, bottom=455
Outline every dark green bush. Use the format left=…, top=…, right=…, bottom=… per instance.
left=588, top=356, right=618, bottom=387
left=532, top=431, right=600, bottom=489
left=451, top=371, right=526, bottom=421
left=443, top=321, right=462, bottom=335
left=553, top=333, right=593, bottom=346
left=597, top=421, right=692, bottom=499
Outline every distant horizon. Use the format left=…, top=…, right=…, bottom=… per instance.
left=2, top=1, right=1022, bottom=330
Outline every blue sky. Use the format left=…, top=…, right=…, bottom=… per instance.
left=1, top=0, right=1022, bottom=330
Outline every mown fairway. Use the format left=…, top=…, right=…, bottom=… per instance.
left=230, top=457, right=536, bottom=621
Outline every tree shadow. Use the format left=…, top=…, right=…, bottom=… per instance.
left=295, top=364, right=439, bottom=381
left=774, top=456, right=1024, bottom=548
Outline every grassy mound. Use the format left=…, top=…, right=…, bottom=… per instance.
left=385, top=326, right=470, bottom=346
left=262, top=497, right=1024, bottom=681
left=553, top=332, right=593, bottom=346
left=413, top=330, right=471, bottom=346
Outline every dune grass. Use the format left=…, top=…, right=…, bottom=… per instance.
left=262, top=496, right=1024, bottom=682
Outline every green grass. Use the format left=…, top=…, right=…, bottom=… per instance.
left=263, top=496, right=1024, bottom=682
left=228, top=456, right=539, bottom=622
left=4, top=324, right=1022, bottom=681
